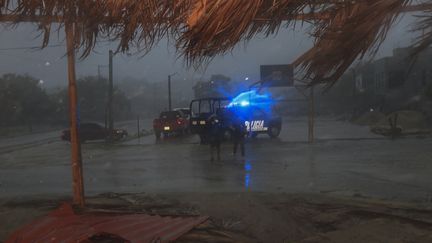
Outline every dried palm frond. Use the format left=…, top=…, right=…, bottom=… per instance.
left=1, top=0, right=431, bottom=87
left=412, top=4, right=432, bottom=56
left=175, top=0, right=315, bottom=65
left=2, top=0, right=333, bottom=60
left=3, top=0, right=173, bottom=57
left=293, top=0, right=411, bottom=86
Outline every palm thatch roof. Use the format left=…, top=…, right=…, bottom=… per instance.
left=1, top=0, right=432, bottom=86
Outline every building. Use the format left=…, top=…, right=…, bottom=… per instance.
left=353, top=47, right=432, bottom=96
left=347, top=47, right=432, bottom=112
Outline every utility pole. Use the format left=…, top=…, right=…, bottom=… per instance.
left=108, top=50, right=114, bottom=140
left=308, top=86, right=315, bottom=144
left=168, top=72, right=177, bottom=111
left=295, top=84, right=315, bottom=144
left=97, top=64, right=109, bottom=130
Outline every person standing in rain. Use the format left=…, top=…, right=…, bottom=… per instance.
left=231, top=115, right=247, bottom=157
left=207, top=114, right=223, bottom=161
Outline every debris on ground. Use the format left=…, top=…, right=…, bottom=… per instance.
left=5, top=202, right=208, bottom=243
left=354, top=110, right=431, bottom=137
left=2, top=192, right=432, bottom=243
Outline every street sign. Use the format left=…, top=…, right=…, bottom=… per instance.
left=260, top=64, right=294, bottom=87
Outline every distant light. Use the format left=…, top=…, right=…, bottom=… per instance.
left=44, top=62, right=51, bottom=67
left=245, top=77, right=249, bottom=81
left=39, top=80, right=44, bottom=85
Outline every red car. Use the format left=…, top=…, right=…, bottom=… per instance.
left=61, top=123, right=128, bottom=142
left=153, top=110, right=189, bottom=139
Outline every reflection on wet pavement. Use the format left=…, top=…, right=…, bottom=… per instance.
left=244, top=160, right=252, bottom=189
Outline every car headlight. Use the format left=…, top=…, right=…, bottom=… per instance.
left=192, top=121, right=197, bottom=125
left=199, top=121, right=206, bottom=125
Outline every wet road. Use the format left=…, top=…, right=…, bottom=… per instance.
left=1, top=118, right=432, bottom=203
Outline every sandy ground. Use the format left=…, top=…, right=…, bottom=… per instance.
left=1, top=192, right=432, bottom=243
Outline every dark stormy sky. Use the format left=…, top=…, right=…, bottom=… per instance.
left=0, top=14, right=417, bottom=88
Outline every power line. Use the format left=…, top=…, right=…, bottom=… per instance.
left=0, top=40, right=112, bottom=51
left=0, top=44, right=64, bottom=51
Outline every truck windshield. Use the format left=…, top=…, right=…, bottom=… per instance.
left=160, top=111, right=181, bottom=119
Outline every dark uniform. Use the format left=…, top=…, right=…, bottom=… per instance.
left=207, top=115, right=223, bottom=161
left=232, top=117, right=247, bottom=157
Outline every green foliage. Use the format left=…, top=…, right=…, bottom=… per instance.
left=56, top=76, right=132, bottom=122
left=0, top=74, right=53, bottom=126
left=0, top=74, right=132, bottom=127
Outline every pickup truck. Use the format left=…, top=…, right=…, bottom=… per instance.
left=153, top=110, right=189, bottom=139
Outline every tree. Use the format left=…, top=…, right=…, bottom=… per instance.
left=53, top=76, right=132, bottom=123
left=0, top=73, right=54, bottom=127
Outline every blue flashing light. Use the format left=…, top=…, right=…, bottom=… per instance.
left=227, top=89, right=277, bottom=118
left=228, top=90, right=273, bottom=108
left=240, top=101, right=250, bottom=107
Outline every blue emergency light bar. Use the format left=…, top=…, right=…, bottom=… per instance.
left=228, top=90, right=272, bottom=108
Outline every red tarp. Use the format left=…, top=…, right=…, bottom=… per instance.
left=6, top=203, right=208, bottom=243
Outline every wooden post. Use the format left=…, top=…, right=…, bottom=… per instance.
left=308, top=86, right=315, bottom=143
left=65, top=22, right=85, bottom=207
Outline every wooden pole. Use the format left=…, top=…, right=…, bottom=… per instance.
left=308, top=86, right=315, bottom=143
left=65, top=22, right=85, bottom=207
